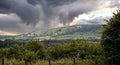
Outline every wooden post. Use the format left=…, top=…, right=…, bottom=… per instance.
left=25, top=60, right=28, bottom=65
left=73, top=57, right=76, bottom=65
left=2, top=58, right=4, bottom=65
left=95, top=60, right=97, bottom=65
left=95, top=57, right=97, bottom=65
left=48, top=58, right=51, bottom=65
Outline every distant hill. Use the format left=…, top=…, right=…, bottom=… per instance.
left=0, top=24, right=103, bottom=41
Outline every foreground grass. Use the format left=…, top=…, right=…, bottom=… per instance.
left=0, top=58, right=105, bottom=65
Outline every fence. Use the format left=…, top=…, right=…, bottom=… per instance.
left=1, top=57, right=99, bottom=65
left=0, top=58, right=79, bottom=65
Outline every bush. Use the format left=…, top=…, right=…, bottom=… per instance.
left=49, top=40, right=104, bottom=60
left=25, top=40, right=47, bottom=59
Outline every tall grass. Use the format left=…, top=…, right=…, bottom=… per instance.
left=1, top=58, right=105, bottom=65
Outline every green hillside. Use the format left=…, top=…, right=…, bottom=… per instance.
left=0, top=24, right=103, bottom=41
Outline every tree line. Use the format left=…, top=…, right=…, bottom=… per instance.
left=0, top=39, right=105, bottom=65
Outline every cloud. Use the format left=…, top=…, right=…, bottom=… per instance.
left=0, top=30, right=18, bottom=36
left=0, top=0, right=40, bottom=25
left=0, top=0, right=119, bottom=34
left=55, top=0, right=98, bottom=25
left=108, top=1, right=120, bottom=8
left=0, top=0, right=99, bottom=25
left=0, top=13, right=34, bottom=34
left=78, top=17, right=105, bottom=24
left=71, top=0, right=119, bottom=25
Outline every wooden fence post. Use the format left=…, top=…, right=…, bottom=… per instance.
left=48, top=58, right=51, bottom=65
left=95, top=57, right=98, bottom=65
left=2, top=58, right=4, bottom=65
left=73, top=57, right=76, bottom=65
left=24, top=60, right=28, bottom=65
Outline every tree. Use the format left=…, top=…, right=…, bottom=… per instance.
left=22, top=50, right=37, bottom=62
left=0, top=40, right=3, bottom=48
left=5, top=44, right=24, bottom=59
left=25, top=40, right=46, bottom=59
left=0, top=48, right=8, bottom=58
left=101, top=10, right=120, bottom=65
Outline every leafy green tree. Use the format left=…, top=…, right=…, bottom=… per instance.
left=25, top=40, right=46, bottom=59
left=49, top=39, right=104, bottom=63
left=49, top=44, right=68, bottom=59
left=101, top=10, right=120, bottom=65
left=0, top=48, right=8, bottom=58
left=6, top=44, right=23, bottom=59
left=22, top=50, right=37, bottom=62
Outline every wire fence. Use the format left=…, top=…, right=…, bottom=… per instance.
left=0, top=57, right=99, bottom=65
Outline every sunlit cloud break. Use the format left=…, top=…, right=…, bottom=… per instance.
left=0, top=30, right=18, bottom=36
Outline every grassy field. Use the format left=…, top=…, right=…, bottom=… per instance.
left=0, top=58, right=104, bottom=65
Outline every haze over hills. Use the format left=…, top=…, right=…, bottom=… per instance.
left=0, top=24, right=103, bottom=41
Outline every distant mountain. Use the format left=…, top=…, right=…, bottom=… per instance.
left=0, top=35, right=15, bottom=40
left=0, top=24, right=103, bottom=41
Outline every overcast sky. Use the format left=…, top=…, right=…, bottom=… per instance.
left=0, top=0, right=120, bottom=35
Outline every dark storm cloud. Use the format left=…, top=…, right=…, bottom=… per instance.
left=0, top=14, right=33, bottom=33
left=0, top=0, right=40, bottom=25
left=27, top=0, right=100, bottom=25
left=27, top=0, right=77, bottom=6
left=56, top=0, right=100, bottom=25
left=0, top=0, right=119, bottom=34
left=0, top=0, right=100, bottom=26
